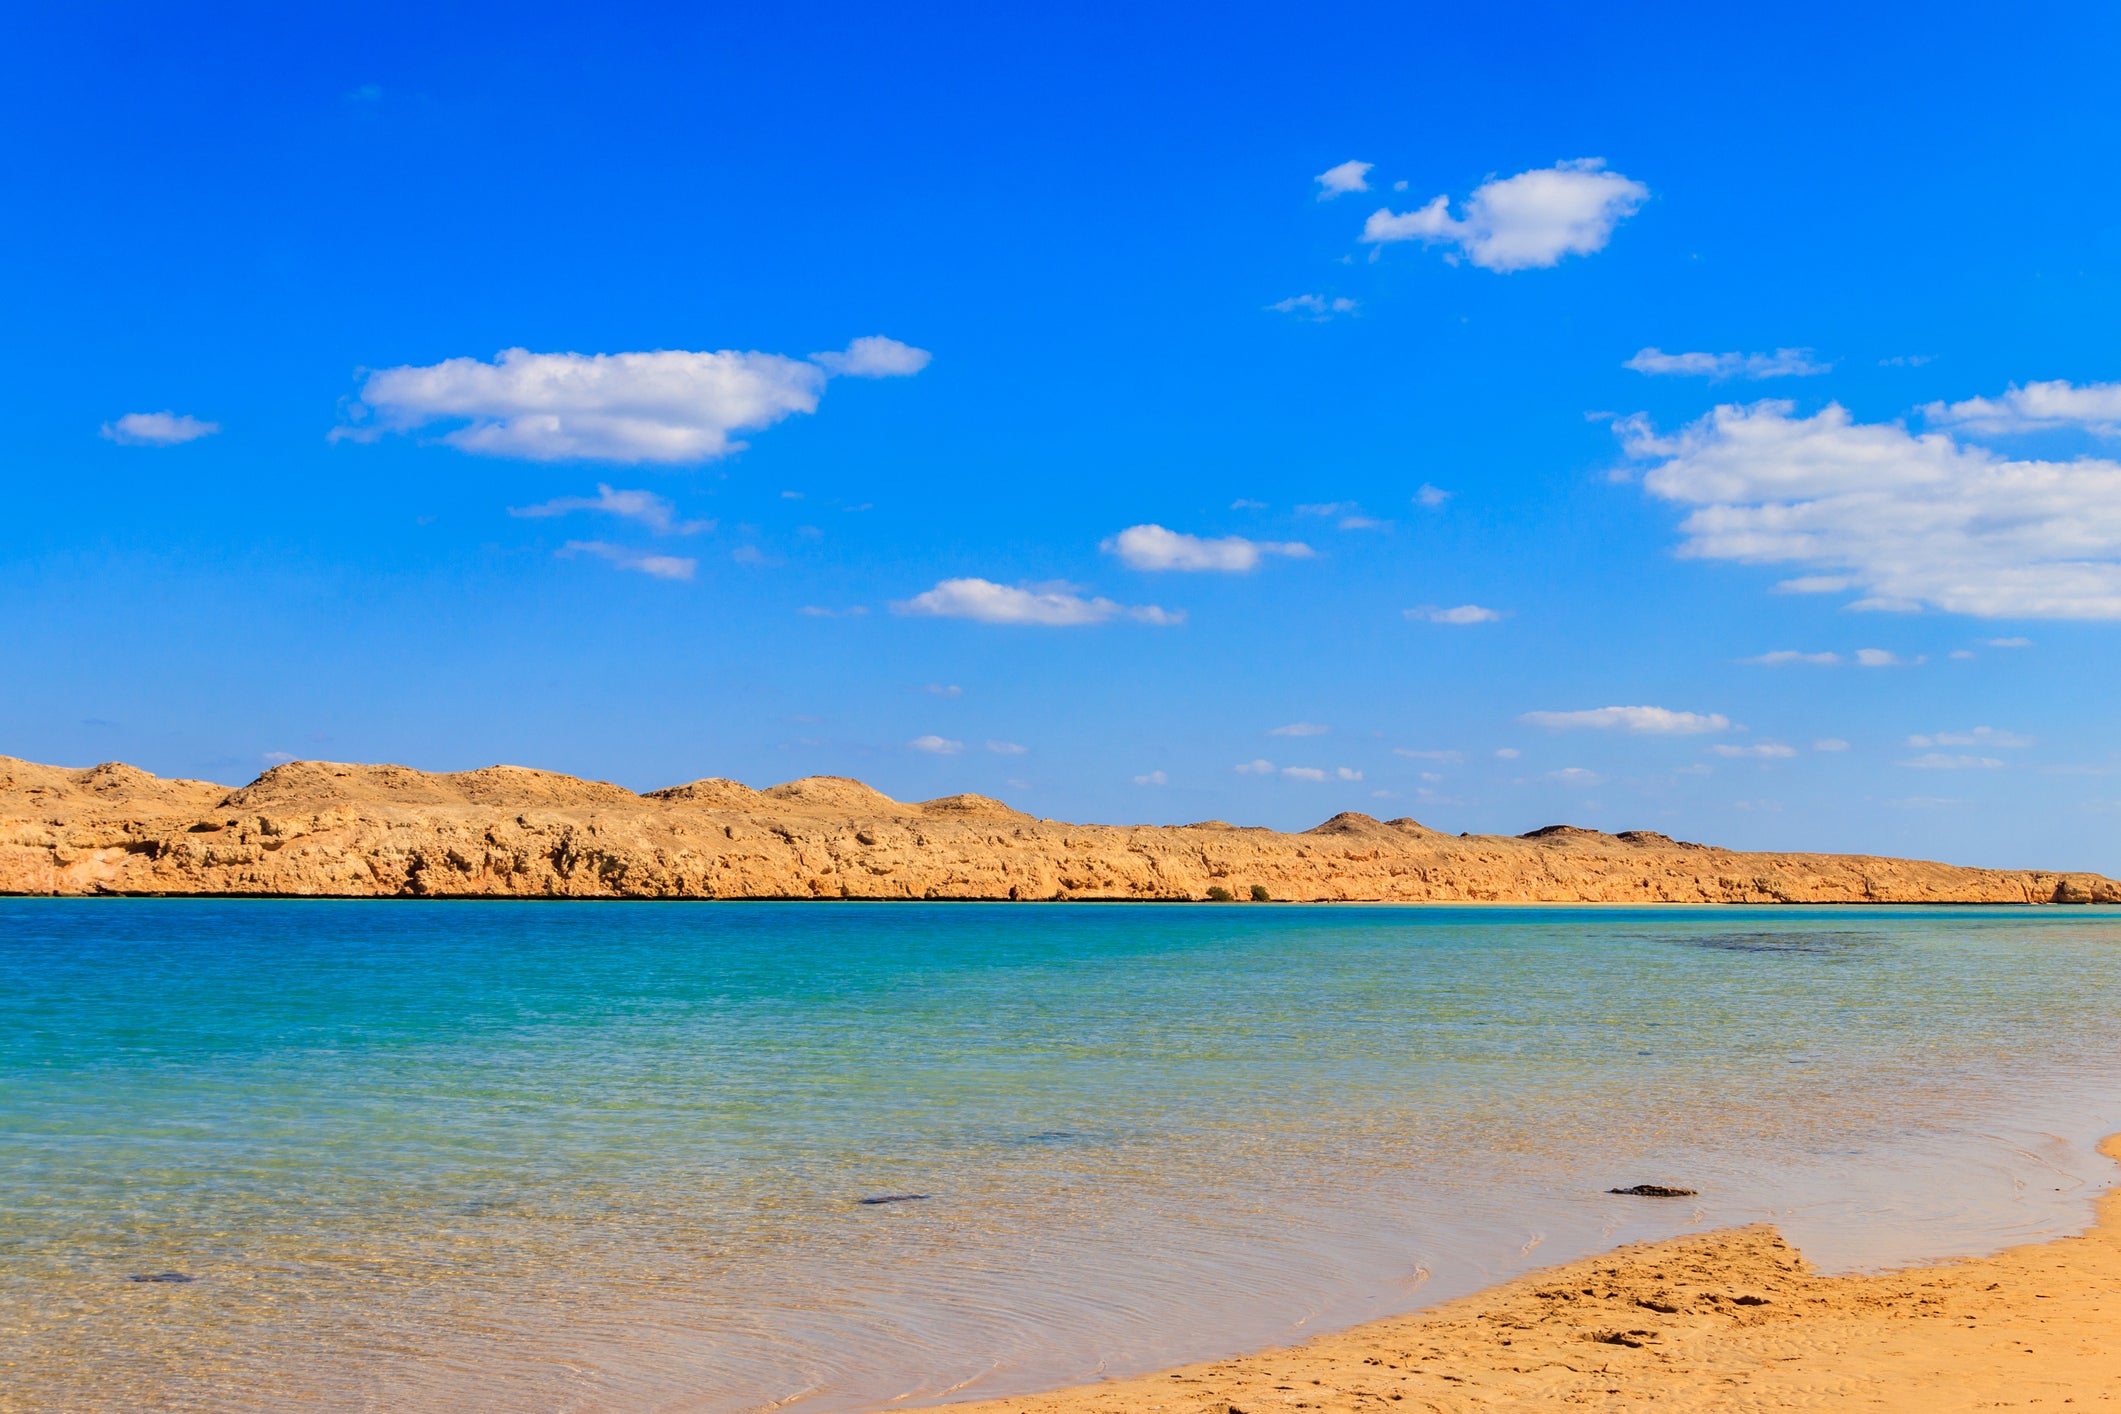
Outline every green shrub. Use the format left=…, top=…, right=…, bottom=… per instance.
left=1204, top=885, right=1234, bottom=902
left=1249, top=884, right=1271, bottom=902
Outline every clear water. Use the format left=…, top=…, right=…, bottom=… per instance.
left=3, top=901, right=2119, bottom=1413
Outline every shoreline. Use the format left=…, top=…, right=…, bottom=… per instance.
left=922, top=1134, right=2121, bottom=1414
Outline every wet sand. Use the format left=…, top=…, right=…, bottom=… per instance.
left=932, top=1135, right=2121, bottom=1413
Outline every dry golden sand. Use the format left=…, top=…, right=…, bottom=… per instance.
left=933, top=1136, right=2121, bottom=1414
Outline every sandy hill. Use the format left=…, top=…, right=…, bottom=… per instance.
left=0, top=754, right=2113, bottom=904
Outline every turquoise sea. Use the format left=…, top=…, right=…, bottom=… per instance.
left=3, top=901, right=2119, bottom=1412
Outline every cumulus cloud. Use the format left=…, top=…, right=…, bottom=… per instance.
left=336, top=336, right=928, bottom=464
left=1270, top=722, right=1330, bottom=737
left=1494, top=747, right=1521, bottom=759
left=1102, top=524, right=1314, bottom=572
left=1624, top=348, right=1831, bottom=380
left=1234, top=759, right=1276, bottom=775
left=1923, top=380, right=2121, bottom=437
left=101, top=411, right=219, bottom=446
left=1413, top=484, right=1451, bottom=508
left=1520, top=706, right=1731, bottom=734
left=1269, top=294, right=1358, bottom=320
left=1621, top=400, right=2121, bottom=619
left=1854, top=647, right=1921, bottom=667
left=1712, top=743, right=1798, bottom=759
left=1746, top=650, right=1841, bottom=665
left=909, top=735, right=964, bottom=754
left=893, top=577, right=1181, bottom=626
left=1315, top=160, right=1373, bottom=198
left=807, top=335, right=932, bottom=378
left=510, top=483, right=712, bottom=534
left=557, top=540, right=697, bottom=580
left=1359, top=159, right=1648, bottom=272
left=1406, top=604, right=1501, bottom=624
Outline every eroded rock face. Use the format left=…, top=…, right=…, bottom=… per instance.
left=2, top=755, right=2115, bottom=904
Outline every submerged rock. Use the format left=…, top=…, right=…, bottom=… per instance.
left=857, top=1193, right=930, bottom=1205
left=1608, top=1184, right=1698, bottom=1198
left=127, top=1272, right=196, bottom=1283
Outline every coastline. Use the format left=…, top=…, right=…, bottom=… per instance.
left=925, top=1134, right=2121, bottom=1414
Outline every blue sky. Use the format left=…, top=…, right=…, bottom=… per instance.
left=5, top=1, right=2119, bottom=869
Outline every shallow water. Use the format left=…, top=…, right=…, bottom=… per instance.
left=2, top=901, right=2118, bottom=1412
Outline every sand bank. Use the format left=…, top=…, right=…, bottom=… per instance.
left=932, top=1136, right=2121, bottom=1413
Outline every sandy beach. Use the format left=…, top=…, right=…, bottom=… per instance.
left=933, top=1135, right=2121, bottom=1414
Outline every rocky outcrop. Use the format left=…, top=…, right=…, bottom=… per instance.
left=2, top=755, right=2114, bottom=904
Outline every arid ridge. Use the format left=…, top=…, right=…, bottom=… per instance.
left=3, top=755, right=2114, bottom=903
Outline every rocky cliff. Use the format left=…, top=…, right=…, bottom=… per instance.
left=2, top=755, right=2115, bottom=904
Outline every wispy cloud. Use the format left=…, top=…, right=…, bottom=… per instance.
left=986, top=740, right=1027, bottom=755
left=510, top=483, right=712, bottom=534
left=1269, top=294, right=1358, bottom=320
left=1521, top=706, right=1731, bottom=734
left=1234, top=759, right=1276, bottom=775
left=1711, top=743, right=1797, bottom=759
left=1624, top=348, right=1831, bottom=380
left=1406, top=604, right=1502, bottom=624
left=893, top=577, right=1182, bottom=627
left=1901, top=753, right=2004, bottom=770
left=1413, top=484, right=1451, bottom=508
left=1282, top=765, right=1363, bottom=782
left=1546, top=767, right=1602, bottom=785
left=1360, top=159, right=1647, bottom=272
left=1814, top=738, right=1851, bottom=752
left=1393, top=748, right=1463, bottom=762
left=557, top=540, right=697, bottom=580
left=1269, top=722, right=1330, bottom=737
left=1746, top=650, right=1841, bottom=665
left=1132, top=769, right=1168, bottom=786
left=909, top=735, right=964, bottom=754
left=1908, top=727, right=2032, bottom=749
left=1103, top=524, right=1313, bottom=572
left=335, top=336, right=928, bottom=463
left=101, top=411, right=219, bottom=446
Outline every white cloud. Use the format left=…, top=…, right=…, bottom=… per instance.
left=1393, top=748, right=1463, bottom=762
left=1296, top=501, right=1358, bottom=517
left=1622, top=400, right=2121, bottom=620
left=1406, top=604, right=1502, bottom=624
left=807, top=335, right=932, bottom=378
left=1269, top=294, right=1358, bottom=320
left=1336, top=766, right=1362, bottom=781
left=798, top=604, right=868, bottom=617
left=557, top=540, right=696, bottom=580
left=1359, top=159, right=1648, bottom=272
left=510, top=483, right=712, bottom=533
left=1269, top=722, right=1330, bottom=737
left=1234, top=759, right=1275, bottom=775
left=1280, top=766, right=1355, bottom=782
left=925, top=683, right=963, bottom=697
left=1520, top=706, right=1731, bottom=734
left=101, top=411, right=219, bottom=446
left=1103, top=524, right=1314, bottom=572
left=1413, top=484, right=1451, bottom=508
left=1985, top=636, right=2032, bottom=648
left=986, top=740, right=1027, bottom=755
left=1133, top=770, right=1168, bottom=786
left=1338, top=515, right=1388, bottom=530
left=892, top=578, right=1182, bottom=627
left=1547, top=767, right=1602, bottom=786
left=1923, top=380, right=2121, bottom=437
left=1854, top=647, right=1921, bottom=667
left=1624, top=348, right=1831, bottom=380
left=1880, top=355, right=1936, bottom=368
left=1949, top=648, right=1976, bottom=659
left=1907, top=727, right=2032, bottom=749
left=1746, top=650, right=1841, bottom=665
left=1712, top=743, right=1798, bottom=759
left=1494, top=747, right=1521, bottom=759
left=1814, top=738, right=1851, bottom=752
left=909, top=735, right=964, bottom=754
left=1315, top=160, right=1373, bottom=198
left=1902, top=753, right=2004, bottom=770
left=1230, top=498, right=1267, bottom=510
left=337, top=337, right=927, bottom=464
